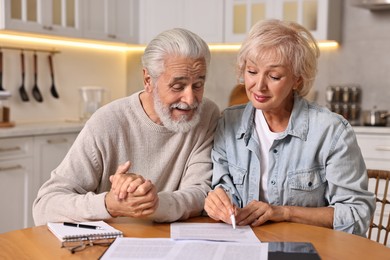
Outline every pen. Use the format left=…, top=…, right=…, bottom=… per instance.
left=63, top=222, right=104, bottom=230
left=225, top=189, right=236, bottom=229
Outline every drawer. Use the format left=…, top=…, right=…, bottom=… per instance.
left=356, top=134, right=390, bottom=160
left=0, top=137, right=34, bottom=160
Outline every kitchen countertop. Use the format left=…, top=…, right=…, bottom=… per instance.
left=353, top=126, right=390, bottom=134
left=0, top=121, right=85, bottom=138
left=0, top=121, right=388, bottom=139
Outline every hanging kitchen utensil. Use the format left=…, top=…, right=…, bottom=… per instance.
left=48, top=53, right=59, bottom=98
left=19, top=52, right=29, bottom=102
left=0, top=50, right=4, bottom=91
left=31, top=52, right=43, bottom=102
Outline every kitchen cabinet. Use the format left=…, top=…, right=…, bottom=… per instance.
left=138, top=0, right=224, bottom=44
left=0, top=137, right=34, bottom=233
left=82, top=0, right=139, bottom=43
left=0, top=131, right=79, bottom=233
left=355, top=127, right=390, bottom=170
left=224, top=0, right=341, bottom=43
left=224, top=0, right=274, bottom=43
left=33, top=133, right=78, bottom=195
left=0, top=0, right=82, bottom=37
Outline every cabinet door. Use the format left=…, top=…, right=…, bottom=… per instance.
left=0, top=158, right=34, bottom=233
left=1, top=0, right=82, bottom=37
left=224, top=0, right=274, bottom=43
left=273, top=0, right=341, bottom=42
left=139, top=0, right=223, bottom=44
left=83, top=0, right=139, bottom=43
left=33, top=133, right=78, bottom=193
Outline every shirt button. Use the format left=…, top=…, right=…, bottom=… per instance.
left=308, top=182, right=312, bottom=187
left=273, top=149, right=278, bottom=153
left=271, top=180, right=276, bottom=185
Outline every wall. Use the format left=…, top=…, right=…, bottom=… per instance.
left=2, top=39, right=127, bottom=123
left=128, top=1, right=390, bottom=112
left=315, top=1, right=390, bottom=110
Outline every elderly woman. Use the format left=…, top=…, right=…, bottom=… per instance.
left=204, top=19, right=375, bottom=236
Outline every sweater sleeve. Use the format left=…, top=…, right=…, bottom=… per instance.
left=32, top=125, right=113, bottom=226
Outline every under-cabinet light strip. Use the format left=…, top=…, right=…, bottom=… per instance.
left=0, top=33, right=338, bottom=52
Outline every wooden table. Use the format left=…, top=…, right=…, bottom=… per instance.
left=1, top=217, right=389, bottom=259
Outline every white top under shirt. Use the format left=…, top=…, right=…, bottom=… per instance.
left=254, top=110, right=281, bottom=203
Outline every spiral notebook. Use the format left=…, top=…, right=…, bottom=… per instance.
left=47, top=221, right=123, bottom=242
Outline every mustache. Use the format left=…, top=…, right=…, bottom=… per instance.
left=170, top=102, right=198, bottom=110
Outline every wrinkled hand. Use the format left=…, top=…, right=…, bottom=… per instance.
left=204, top=187, right=236, bottom=224
left=236, top=200, right=285, bottom=227
left=105, top=161, right=159, bottom=218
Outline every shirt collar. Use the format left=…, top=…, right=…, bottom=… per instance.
left=237, top=93, right=309, bottom=143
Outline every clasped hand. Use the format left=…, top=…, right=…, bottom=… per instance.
left=105, top=161, right=159, bottom=218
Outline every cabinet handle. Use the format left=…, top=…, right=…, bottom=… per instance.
left=0, top=165, right=23, bottom=171
left=43, top=25, right=53, bottom=31
left=47, top=138, right=68, bottom=144
left=0, top=146, right=22, bottom=153
left=108, top=34, right=117, bottom=39
left=375, top=146, right=390, bottom=152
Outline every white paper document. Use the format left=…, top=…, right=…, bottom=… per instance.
left=170, top=222, right=261, bottom=243
left=99, top=237, right=268, bottom=260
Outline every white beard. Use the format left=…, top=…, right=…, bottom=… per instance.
left=153, top=88, right=203, bottom=133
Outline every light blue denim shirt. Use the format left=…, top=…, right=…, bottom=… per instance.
left=211, top=94, right=375, bottom=236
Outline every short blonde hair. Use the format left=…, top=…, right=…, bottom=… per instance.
left=237, top=19, right=320, bottom=97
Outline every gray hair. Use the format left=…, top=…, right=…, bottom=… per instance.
left=237, top=19, right=320, bottom=97
left=141, top=28, right=211, bottom=81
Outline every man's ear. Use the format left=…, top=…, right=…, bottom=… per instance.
left=143, top=69, right=153, bottom=93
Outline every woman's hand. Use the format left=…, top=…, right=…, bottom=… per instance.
left=236, top=200, right=286, bottom=226
left=204, top=187, right=236, bottom=224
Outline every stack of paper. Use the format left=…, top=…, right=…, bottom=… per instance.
left=100, top=223, right=268, bottom=260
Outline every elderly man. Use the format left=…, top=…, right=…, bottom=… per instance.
left=33, top=28, right=220, bottom=225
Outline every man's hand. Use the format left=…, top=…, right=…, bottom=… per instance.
left=105, top=161, right=159, bottom=218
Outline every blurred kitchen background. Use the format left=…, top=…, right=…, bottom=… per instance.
left=0, top=0, right=388, bottom=123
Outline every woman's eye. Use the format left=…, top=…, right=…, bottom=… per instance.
left=247, top=70, right=257, bottom=75
left=270, top=75, right=281, bottom=80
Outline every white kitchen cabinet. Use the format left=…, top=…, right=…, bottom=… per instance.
left=224, top=0, right=341, bottom=43
left=0, top=132, right=79, bottom=233
left=139, top=0, right=224, bottom=44
left=0, top=0, right=82, bottom=37
left=224, top=0, right=274, bottom=43
left=33, top=133, right=78, bottom=193
left=273, top=0, right=341, bottom=42
left=355, top=128, right=390, bottom=170
left=0, top=137, right=34, bottom=233
left=82, top=0, right=139, bottom=43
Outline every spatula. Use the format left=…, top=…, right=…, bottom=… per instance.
left=48, top=54, right=59, bottom=98
left=19, top=52, right=29, bottom=102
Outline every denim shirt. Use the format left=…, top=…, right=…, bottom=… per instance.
left=211, top=95, right=375, bottom=236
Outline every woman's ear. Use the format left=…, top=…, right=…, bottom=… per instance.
left=143, top=69, right=153, bottom=93
left=294, top=76, right=303, bottom=91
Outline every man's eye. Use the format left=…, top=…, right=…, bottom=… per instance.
left=172, top=84, right=185, bottom=91
left=193, top=82, right=204, bottom=90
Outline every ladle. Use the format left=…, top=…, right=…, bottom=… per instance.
left=31, top=52, right=43, bottom=102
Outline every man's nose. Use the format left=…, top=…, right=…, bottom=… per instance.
left=181, top=87, right=195, bottom=106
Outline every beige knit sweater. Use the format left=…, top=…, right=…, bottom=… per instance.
left=33, top=92, right=220, bottom=225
